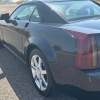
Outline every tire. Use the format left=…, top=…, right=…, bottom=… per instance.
left=0, top=39, right=3, bottom=48
left=29, top=49, right=55, bottom=96
left=0, top=33, right=3, bottom=48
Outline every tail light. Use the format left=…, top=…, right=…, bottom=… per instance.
left=75, top=33, right=97, bottom=70
left=66, top=30, right=97, bottom=70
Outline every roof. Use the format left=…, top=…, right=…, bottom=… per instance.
left=24, top=0, right=89, bottom=3
left=22, top=0, right=90, bottom=5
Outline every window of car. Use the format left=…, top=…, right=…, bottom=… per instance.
left=10, top=4, right=35, bottom=21
left=47, top=1, right=100, bottom=20
left=30, top=7, right=41, bottom=22
left=36, top=4, right=65, bottom=23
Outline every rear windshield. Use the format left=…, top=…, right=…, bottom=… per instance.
left=47, top=1, right=100, bottom=20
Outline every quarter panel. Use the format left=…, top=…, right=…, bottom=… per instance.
left=27, top=22, right=77, bottom=62
left=25, top=34, right=56, bottom=63
left=25, top=22, right=77, bottom=83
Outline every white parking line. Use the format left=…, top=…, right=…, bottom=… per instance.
left=0, top=67, right=3, bottom=75
left=0, top=67, right=19, bottom=100
left=0, top=77, right=19, bottom=100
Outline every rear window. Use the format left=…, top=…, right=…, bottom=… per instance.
left=47, top=1, right=100, bottom=20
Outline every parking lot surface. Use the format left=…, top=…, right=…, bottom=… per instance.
left=0, top=47, right=100, bottom=100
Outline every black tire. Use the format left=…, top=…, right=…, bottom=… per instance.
left=0, top=34, right=3, bottom=48
left=0, top=40, right=3, bottom=48
left=29, top=49, right=55, bottom=96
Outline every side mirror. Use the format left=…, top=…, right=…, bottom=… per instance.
left=0, top=13, right=10, bottom=21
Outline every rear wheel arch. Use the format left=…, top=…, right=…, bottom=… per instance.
left=26, top=44, right=41, bottom=59
left=25, top=40, right=56, bottom=63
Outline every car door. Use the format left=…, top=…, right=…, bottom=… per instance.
left=2, top=4, right=35, bottom=54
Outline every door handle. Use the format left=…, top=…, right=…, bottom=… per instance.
left=25, top=23, right=29, bottom=28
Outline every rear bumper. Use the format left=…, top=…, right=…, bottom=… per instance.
left=50, top=63, right=100, bottom=91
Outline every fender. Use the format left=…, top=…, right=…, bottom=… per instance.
left=24, top=35, right=56, bottom=63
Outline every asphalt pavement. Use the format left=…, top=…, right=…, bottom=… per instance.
left=0, top=47, right=100, bottom=100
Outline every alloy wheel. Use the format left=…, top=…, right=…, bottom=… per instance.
left=31, top=55, right=48, bottom=91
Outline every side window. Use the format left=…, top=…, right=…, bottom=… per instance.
left=30, top=7, right=41, bottom=22
left=10, top=5, right=35, bottom=21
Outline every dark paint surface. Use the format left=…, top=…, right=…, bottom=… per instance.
left=0, top=0, right=100, bottom=91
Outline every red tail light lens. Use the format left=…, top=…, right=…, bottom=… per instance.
left=75, top=33, right=97, bottom=70
left=65, top=29, right=97, bottom=70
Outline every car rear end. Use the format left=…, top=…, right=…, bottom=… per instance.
left=43, top=0, right=100, bottom=92
left=48, top=25, right=100, bottom=92
left=62, top=30, right=100, bottom=91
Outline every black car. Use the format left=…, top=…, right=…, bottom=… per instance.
left=0, top=0, right=100, bottom=96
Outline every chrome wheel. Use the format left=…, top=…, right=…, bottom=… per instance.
left=31, top=55, right=48, bottom=91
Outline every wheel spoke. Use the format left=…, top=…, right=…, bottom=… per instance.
left=41, top=70, right=47, bottom=75
left=34, top=56, right=39, bottom=67
left=35, top=76, right=41, bottom=89
left=35, top=74, right=43, bottom=90
left=31, top=67, right=36, bottom=78
left=31, top=55, right=48, bottom=91
left=37, top=57, right=42, bottom=68
left=31, top=57, right=35, bottom=67
left=31, top=57, right=37, bottom=68
left=39, top=78, right=43, bottom=90
left=41, top=75, right=47, bottom=87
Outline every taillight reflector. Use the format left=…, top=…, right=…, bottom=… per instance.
left=75, top=34, right=97, bottom=69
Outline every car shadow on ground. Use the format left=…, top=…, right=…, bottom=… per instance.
left=0, top=47, right=100, bottom=100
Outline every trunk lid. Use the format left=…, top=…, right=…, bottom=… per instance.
left=61, top=18, right=100, bottom=34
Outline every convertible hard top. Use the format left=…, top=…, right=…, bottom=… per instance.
left=25, top=0, right=89, bottom=3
